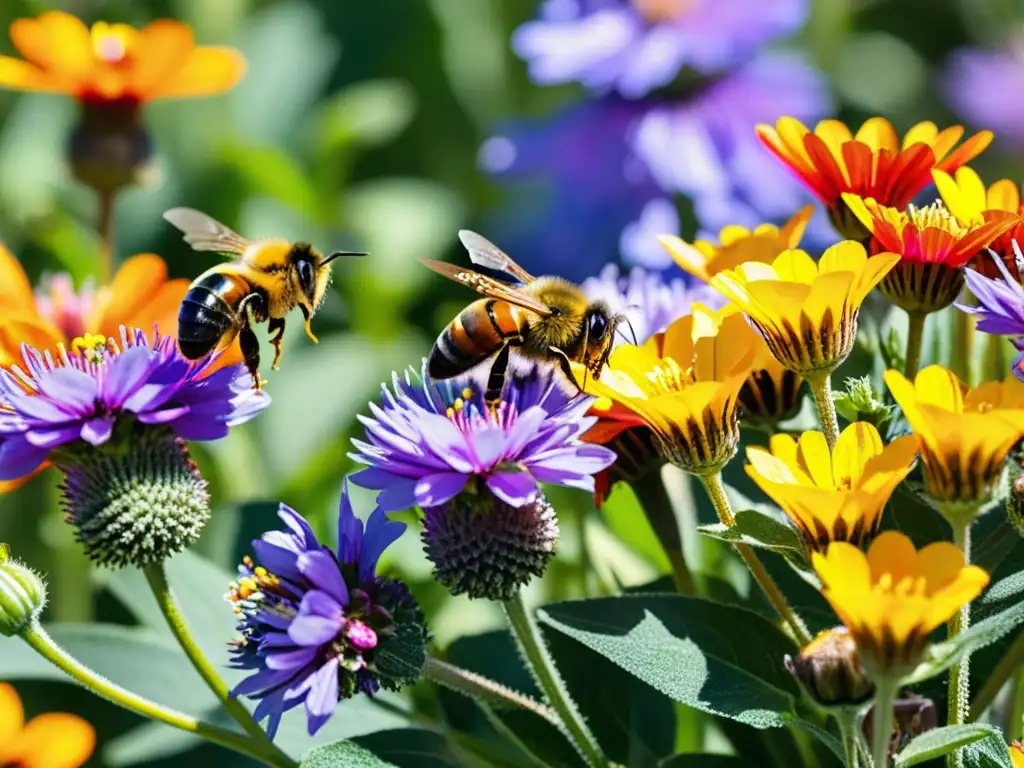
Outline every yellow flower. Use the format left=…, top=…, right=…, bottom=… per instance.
left=0, top=683, right=94, bottom=768
left=709, top=241, right=899, bottom=376
left=884, top=365, right=1024, bottom=507
left=658, top=206, right=812, bottom=282
left=812, top=531, right=989, bottom=673
left=746, top=423, right=917, bottom=554
left=842, top=193, right=1017, bottom=313
left=756, top=116, right=991, bottom=241
left=1011, top=741, right=1024, bottom=768
left=934, top=166, right=1024, bottom=282
left=575, top=305, right=756, bottom=475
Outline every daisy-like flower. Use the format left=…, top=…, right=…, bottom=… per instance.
left=1012, top=741, right=1024, bottom=768
left=745, top=422, right=918, bottom=555
left=0, top=250, right=199, bottom=368
left=576, top=306, right=756, bottom=475
left=812, top=531, right=989, bottom=673
left=756, top=116, right=992, bottom=241
left=957, top=244, right=1024, bottom=378
left=228, top=484, right=425, bottom=739
left=351, top=363, right=615, bottom=599
left=658, top=205, right=812, bottom=282
left=739, top=315, right=806, bottom=428
left=0, top=329, right=268, bottom=566
left=512, top=0, right=807, bottom=98
left=842, top=194, right=1017, bottom=314
left=934, top=167, right=1024, bottom=281
left=0, top=683, right=95, bottom=768
left=709, top=241, right=899, bottom=376
left=884, top=365, right=1024, bottom=511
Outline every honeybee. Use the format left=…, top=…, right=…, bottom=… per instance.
left=423, top=230, right=623, bottom=401
left=164, top=207, right=365, bottom=388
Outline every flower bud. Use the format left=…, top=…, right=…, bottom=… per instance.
left=0, top=551, right=47, bottom=636
left=833, top=376, right=894, bottom=433
left=785, top=627, right=874, bottom=708
left=422, top=488, right=558, bottom=601
left=1008, top=467, right=1024, bottom=539
left=68, top=102, right=153, bottom=194
left=57, top=428, right=209, bottom=568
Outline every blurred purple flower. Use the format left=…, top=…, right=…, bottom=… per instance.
left=349, top=362, right=616, bottom=512
left=229, top=483, right=424, bottom=738
left=580, top=262, right=724, bottom=344
left=513, top=0, right=808, bottom=98
left=944, top=46, right=1024, bottom=147
left=957, top=244, right=1024, bottom=379
left=0, top=328, right=267, bottom=482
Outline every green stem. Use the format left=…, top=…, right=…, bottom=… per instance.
left=502, top=591, right=607, bottom=768
left=969, top=629, right=1024, bottom=721
left=837, top=710, right=861, bottom=768
left=951, top=302, right=975, bottom=385
left=20, top=621, right=290, bottom=767
left=633, top=472, right=695, bottom=595
left=872, top=676, right=897, bottom=768
left=143, top=562, right=292, bottom=766
left=423, top=656, right=559, bottom=726
left=947, top=522, right=972, bottom=768
left=699, top=472, right=812, bottom=645
left=904, top=311, right=926, bottom=380
left=807, top=372, right=840, bottom=450
left=96, top=188, right=116, bottom=284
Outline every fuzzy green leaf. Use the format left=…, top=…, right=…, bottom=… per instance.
left=301, top=740, right=400, bottom=768
left=894, top=724, right=1000, bottom=767
left=697, top=507, right=803, bottom=555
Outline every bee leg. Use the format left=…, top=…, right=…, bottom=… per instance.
left=268, top=317, right=286, bottom=370
left=548, top=346, right=583, bottom=394
left=239, top=323, right=263, bottom=389
left=484, top=343, right=513, bottom=406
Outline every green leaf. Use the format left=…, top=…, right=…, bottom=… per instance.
left=301, top=740, right=400, bottom=768
left=960, top=732, right=1015, bottom=768
left=697, top=507, right=803, bottom=555
left=220, top=143, right=321, bottom=216
left=894, top=724, right=1000, bottom=767
left=314, top=79, right=417, bottom=151
left=659, top=756, right=748, bottom=767
left=351, top=730, right=463, bottom=768
left=538, top=596, right=800, bottom=728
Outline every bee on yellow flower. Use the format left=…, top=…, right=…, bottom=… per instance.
left=0, top=683, right=94, bottom=768
left=757, top=116, right=991, bottom=241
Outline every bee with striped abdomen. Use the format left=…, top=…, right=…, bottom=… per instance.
left=164, top=207, right=365, bottom=388
left=422, top=230, right=623, bottom=401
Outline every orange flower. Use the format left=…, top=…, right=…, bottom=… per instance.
left=0, top=12, right=245, bottom=104
left=756, top=117, right=991, bottom=241
left=0, top=683, right=94, bottom=768
left=0, top=248, right=190, bottom=367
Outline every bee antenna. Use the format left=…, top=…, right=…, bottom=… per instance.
left=612, top=313, right=637, bottom=346
left=323, top=250, right=368, bottom=264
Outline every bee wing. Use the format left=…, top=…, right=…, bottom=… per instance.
left=163, top=207, right=250, bottom=256
left=421, top=259, right=552, bottom=317
left=457, top=230, right=536, bottom=284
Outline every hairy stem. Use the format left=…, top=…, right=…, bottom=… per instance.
left=143, top=562, right=292, bottom=766
left=807, top=372, right=840, bottom=450
left=904, top=310, right=926, bottom=380
left=872, top=677, right=897, bottom=768
left=424, top=656, right=559, bottom=726
left=20, top=621, right=291, bottom=767
left=837, top=710, right=861, bottom=768
left=634, top=471, right=695, bottom=595
left=947, top=522, right=972, bottom=768
left=700, top=472, right=812, bottom=645
left=503, top=591, right=607, bottom=768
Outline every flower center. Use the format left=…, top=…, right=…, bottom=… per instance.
left=445, top=386, right=515, bottom=431
left=71, top=334, right=109, bottom=364
left=34, top=273, right=98, bottom=342
left=91, top=23, right=134, bottom=64
left=631, top=0, right=697, bottom=23
left=906, top=201, right=968, bottom=237
left=644, top=357, right=695, bottom=395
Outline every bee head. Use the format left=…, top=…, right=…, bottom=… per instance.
left=583, top=303, right=619, bottom=380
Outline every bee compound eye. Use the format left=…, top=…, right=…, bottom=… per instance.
left=297, top=259, right=316, bottom=296
left=588, top=312, right=608, bottom=341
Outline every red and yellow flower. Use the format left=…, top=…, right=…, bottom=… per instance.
left=842, top=194, right=1017, bottom=314
left=1011, top=741, right=1024, bottom=768
left=0, top=683, right=94, bottom=768
left=934, top=167, right=1024, bottom=281
left=756, top=117, right=991, bottom=241
left=658, top=206, right=812, bottom=282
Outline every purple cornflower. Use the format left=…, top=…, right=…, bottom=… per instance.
left=513, top=0, right=808, bottom=98
left=349, top=362, right=616, bottom=512
left=957, top=244, right=1024, bottom=380
left=0, top=328, right=267, bottom=482
left=228, top=483, right=424, bottom=738
left=580, top=263, right=724, bottom=344
left=944, top=46, right=1024, bottom=148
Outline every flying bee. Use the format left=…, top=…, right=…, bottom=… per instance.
left=423, top=230, right=624, bottom=402
left=164, top=207, right=365, bottom=388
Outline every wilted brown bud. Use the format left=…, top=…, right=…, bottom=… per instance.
left=68, top=101, right=153, bottom=194
left=1008, top=472, right=1024, bottom=538
left=785, top=627, right=874, bottom=707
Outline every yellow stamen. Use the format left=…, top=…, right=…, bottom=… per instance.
left=462, top=387, right=474, bottom=400
left=70, top=333, right=109, bottom=362
left=906, top=201, right=967, bottom=236
left=90, top=23, right=132, bottom=63
left=645, top=358, right=695, bottom=395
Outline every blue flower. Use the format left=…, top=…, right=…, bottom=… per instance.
left=957, top=244, right=1024, bottom=380
left=349, top=362, right=616, bottom=512
left=944, top=46, right=1024, bottom=148
left=228, top=483, right=424, bottom=738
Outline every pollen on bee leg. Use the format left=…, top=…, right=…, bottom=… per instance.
left=303, top=317, right=319, bottom=344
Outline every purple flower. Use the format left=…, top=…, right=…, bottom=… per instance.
left=580, top=263, right=724, bottom=344
left=0, top=328, right=268, bottom=482
left=944, top=46, right=1024, bottom=148
left=957, top=244, right=1024, bottom=379
left=513, top=0, right=808, bottom=98
left=228, top=482, right=425, bottom=739
left=349, top=363, right=616, bottom=512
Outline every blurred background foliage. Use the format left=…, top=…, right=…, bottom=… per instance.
left=0, top=0, right=1022, bottom=765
